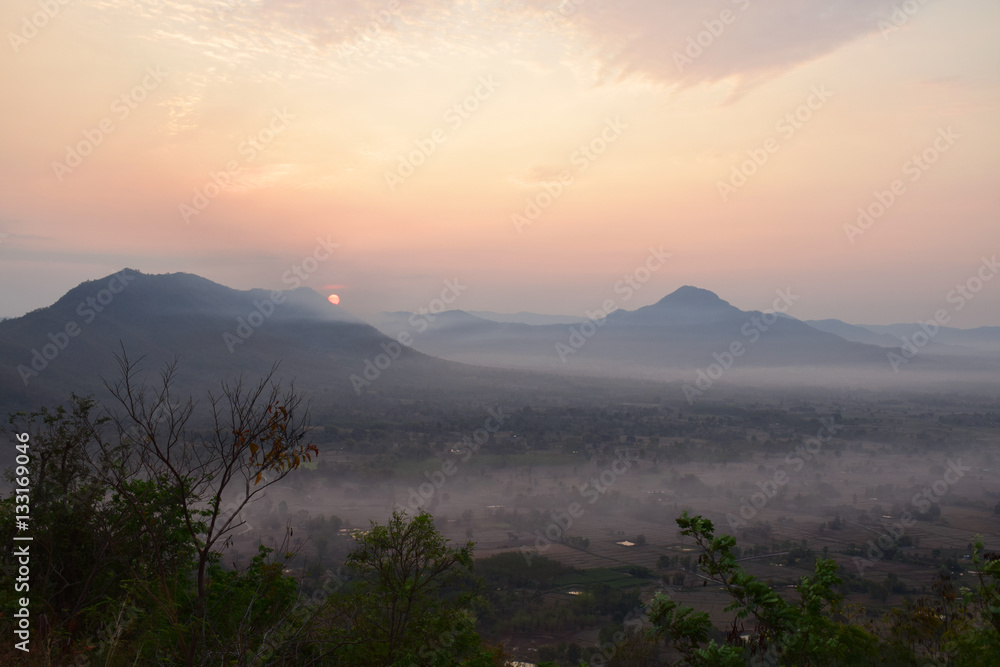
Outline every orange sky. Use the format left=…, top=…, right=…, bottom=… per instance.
left=2, top=0, right=998, bottom=326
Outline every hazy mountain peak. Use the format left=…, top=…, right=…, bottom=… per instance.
left=654, top=285, right=733, bottom=309
left=48, top=268, right=363, bottom=324
left=610, top=285, right=741, bottom=326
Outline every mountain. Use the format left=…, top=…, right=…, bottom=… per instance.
left=804, top=319, right=907, bottom=348
left=467, top=311, right=588, bottom=326
left=860, top=323, right=1000, bottom=354
left=5, top=274, right=996, bottom=418
left=0, top=269, right=461, bottom=414
left=369, top=286, right=909, bottom=376
left=804, top=319, right=1000, bottom=356
left=370, top=310, right=547, bottom=368
left=374, top=309, right=496, bottom=333
left=609, top=285, right=742, bottom=326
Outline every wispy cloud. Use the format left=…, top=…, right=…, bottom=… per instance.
left=518, top=0, right=900, bottom=89
left=69, top=0, right=900, bottom=90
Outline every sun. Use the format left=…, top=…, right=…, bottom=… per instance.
left=328, top=294, right=341, bottom=305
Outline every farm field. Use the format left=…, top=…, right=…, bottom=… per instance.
left=242, top=396, right=1000, bottom=663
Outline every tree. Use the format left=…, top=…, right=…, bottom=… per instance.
left=93, top=351, right=317, bottom=664
left=312, top=509, right=504, bottom=666
left=566, top=642, right=581, bottom=663
left=0, top=397, right=130, bottom=656
left=877, top=538, right=1000, bottom=665
left=647, top=512, right=879, bottom=666
left=201, top=543, right=299, bottom=664
left=0, top=352, right=315, bottom=665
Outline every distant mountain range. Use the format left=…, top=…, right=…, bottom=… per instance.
left=467, top=311, right=587, bottom=326
left=804, top=319, right=1000, bottom=354
left=371, top=286, right=912, bottom=375
left=2, top=271, right=998, bottom=415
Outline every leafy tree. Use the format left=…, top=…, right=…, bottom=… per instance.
left=0, top=397, right=128, bottom=656
left=875, top=538, right=1000, bottom=665
left=647, top=512, right=878, bottom=666
left=304, top=509, right=504, bottom=666
left=0, top=353, right=315, bottom=665
left=201, top=544, right=299, bottom=664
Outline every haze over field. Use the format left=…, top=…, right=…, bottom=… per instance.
left=4, top=269, right=1000, bottom=665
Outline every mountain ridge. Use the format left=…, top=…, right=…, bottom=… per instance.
left=0, top=269, right=439, bottom=413
left=5, top=271, right=999, bottom=416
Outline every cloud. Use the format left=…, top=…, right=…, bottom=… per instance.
left=518, top=0, right=901, bottom=89
left=71, top=1, right=900, bottom=90
left=509, top=163, right=570, bottom=187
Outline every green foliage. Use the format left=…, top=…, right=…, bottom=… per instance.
left=475, top=551, right=578, bottom=588
left=648, top=514, right=1000, bottom=666
left=7, top=385, right=1000, bottom=666
left=309, top=509, right=494, bottom=666
left=648, top=512, right=879, bottom=666
left=875, top=538, right=1000, bottom=665
left=646, top=594, right=714, bottom=657
left=0, top=357, right=317, bottom=665
left=101, top=474, right=208, bottom=662
left=0, top=398, right=114, bottom=656
left=201, top=545, right=298, bottom=663
left=109, top=475, right=206, bottom=580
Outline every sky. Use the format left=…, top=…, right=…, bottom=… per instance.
left=1, top=0, right=998, bottom=326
